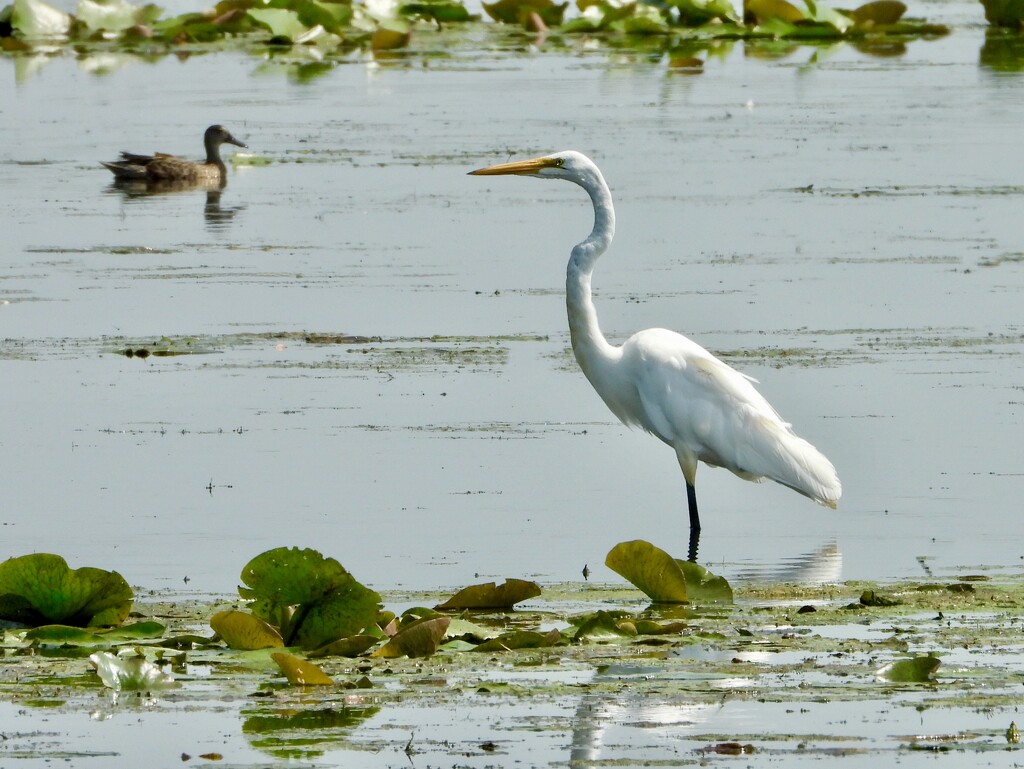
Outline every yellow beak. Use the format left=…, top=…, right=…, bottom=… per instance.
left=468, top=156, right=559, bottom=176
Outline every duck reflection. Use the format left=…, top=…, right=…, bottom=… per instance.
left=105, top=181, right=245, bottom=230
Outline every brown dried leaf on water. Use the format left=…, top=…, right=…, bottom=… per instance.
left=372, top=616, right=450, bottom=658
left=434, top=579, right=541, bottom=610
left=271, top=651, right=334, bottom=686
left=210, top=610, right=284, bottom=651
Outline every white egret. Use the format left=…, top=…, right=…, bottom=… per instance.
left=470, top=151, right=841, bottom=540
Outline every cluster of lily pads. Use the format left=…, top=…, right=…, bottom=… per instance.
left=0, top=0, right=958, bottom=53
left=0, top=542, right=740, bottom=690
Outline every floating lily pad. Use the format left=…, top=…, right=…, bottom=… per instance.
left=676, top=560, right=733, bottom=604
left=372, top=615, right=450, bottom=658
left=238, top=547, right=381, bottom=650
left=847, top=0, right=904, bottom=25
left=23, top=620, right=165, bottom=648
left=473, top=628, right=563, bottom=652
left=210, top=610, right=284, bottom=651
left=876, top=655, right=940, bottom=682
left=482, top=0, right=566, bottom=25
left=0, top=554, right=133, bottom=628
left=307, top=633, right=379, bottom=658
left=271, top=651, right=334, bottom=685
left=572, top=610, right=637, bottom=642
left=605, top=540, right=689, bottom=603
left=400, top=0, right=475, bottom=22
left=435, top=578, right=541, bottom=610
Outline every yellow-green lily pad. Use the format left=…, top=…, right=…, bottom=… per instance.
left=372, top=616, right=450, bottom=658
left=271, top=651, right=334, bottom=686
left=605, top=540, right=689, bottom=603
left=876, top=655, right=940, bottom=682
left=435, top=578, right=541, bottom=610
left=210, top=610, right=285, bottom=651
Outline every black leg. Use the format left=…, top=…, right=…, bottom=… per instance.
left=686, top=482, right=701, bottom=562
left=686, top=482, right=701, bottom=533
left=687, top=527, right=701, bottom=563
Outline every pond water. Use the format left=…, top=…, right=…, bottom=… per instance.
left=3, top=9, right=1024, bottom=602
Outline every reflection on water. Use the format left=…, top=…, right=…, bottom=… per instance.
left=104, top=182, right=245, bottom=230
left=980, top=30, right=1024, bottom=71
left=242, top=702, right=379, bottom=759
left=730, top=542, right=843, bottom=585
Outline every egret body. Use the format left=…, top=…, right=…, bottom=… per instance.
left=471, top=151, right=841, bottom=541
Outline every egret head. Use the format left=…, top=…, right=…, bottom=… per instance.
left=469, top=151, right=599, bottom=185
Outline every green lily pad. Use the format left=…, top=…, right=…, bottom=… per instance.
left=23, top=620, right=166, bottom=647
left=307, top=633, right=379, bottom=658
left=400, top=0, right=475, bottom=22
left=435, top=578, right=541, bottom=610
left=0, top=554, right=133, bottom=628
left=605, top=540, right=688, bottom=603
left=572, top=610, right=636, bottom=642
left=676, top=560, right=733, bottom=604
left=238, top=547, right=381, bottom=650
left=473, top=628, right=563, bottom=652
left=876, top=655, right=940, bottom=682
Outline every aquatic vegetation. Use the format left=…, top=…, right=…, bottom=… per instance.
left=605, top=539, right=733, bottom=603
left=3, top=546, right=1024, bottom=763
left=0, top=553, right=133, bottom=627
left=979, top=0, right=1024, bottom=27
left=89, top=649, right=177, bottom=690
left=234, top=547, right=383, bottom=650
left=0, top=0, right=949, bottom=56
left=434, top=578, right=542, bottom=609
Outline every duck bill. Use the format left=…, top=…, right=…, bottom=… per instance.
left=227, top=134, right=248, bottom=149
left=469, top=156, right=557, bottom=176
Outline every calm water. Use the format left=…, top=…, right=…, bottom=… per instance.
left=2, top=15, right=1024, bottom=600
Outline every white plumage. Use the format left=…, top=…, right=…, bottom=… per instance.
left=471, top=150, right=841, bottom=533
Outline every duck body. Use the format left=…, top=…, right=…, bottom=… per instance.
left=101, top=125, right=246, bottom=186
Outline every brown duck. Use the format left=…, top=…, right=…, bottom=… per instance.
left=101, top=125, right=247, bottom=186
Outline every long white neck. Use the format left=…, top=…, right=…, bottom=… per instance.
left=566, top=168, right=619, bottom=372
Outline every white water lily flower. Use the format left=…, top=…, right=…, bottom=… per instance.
left=89, top=651, right=176, bottom=691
